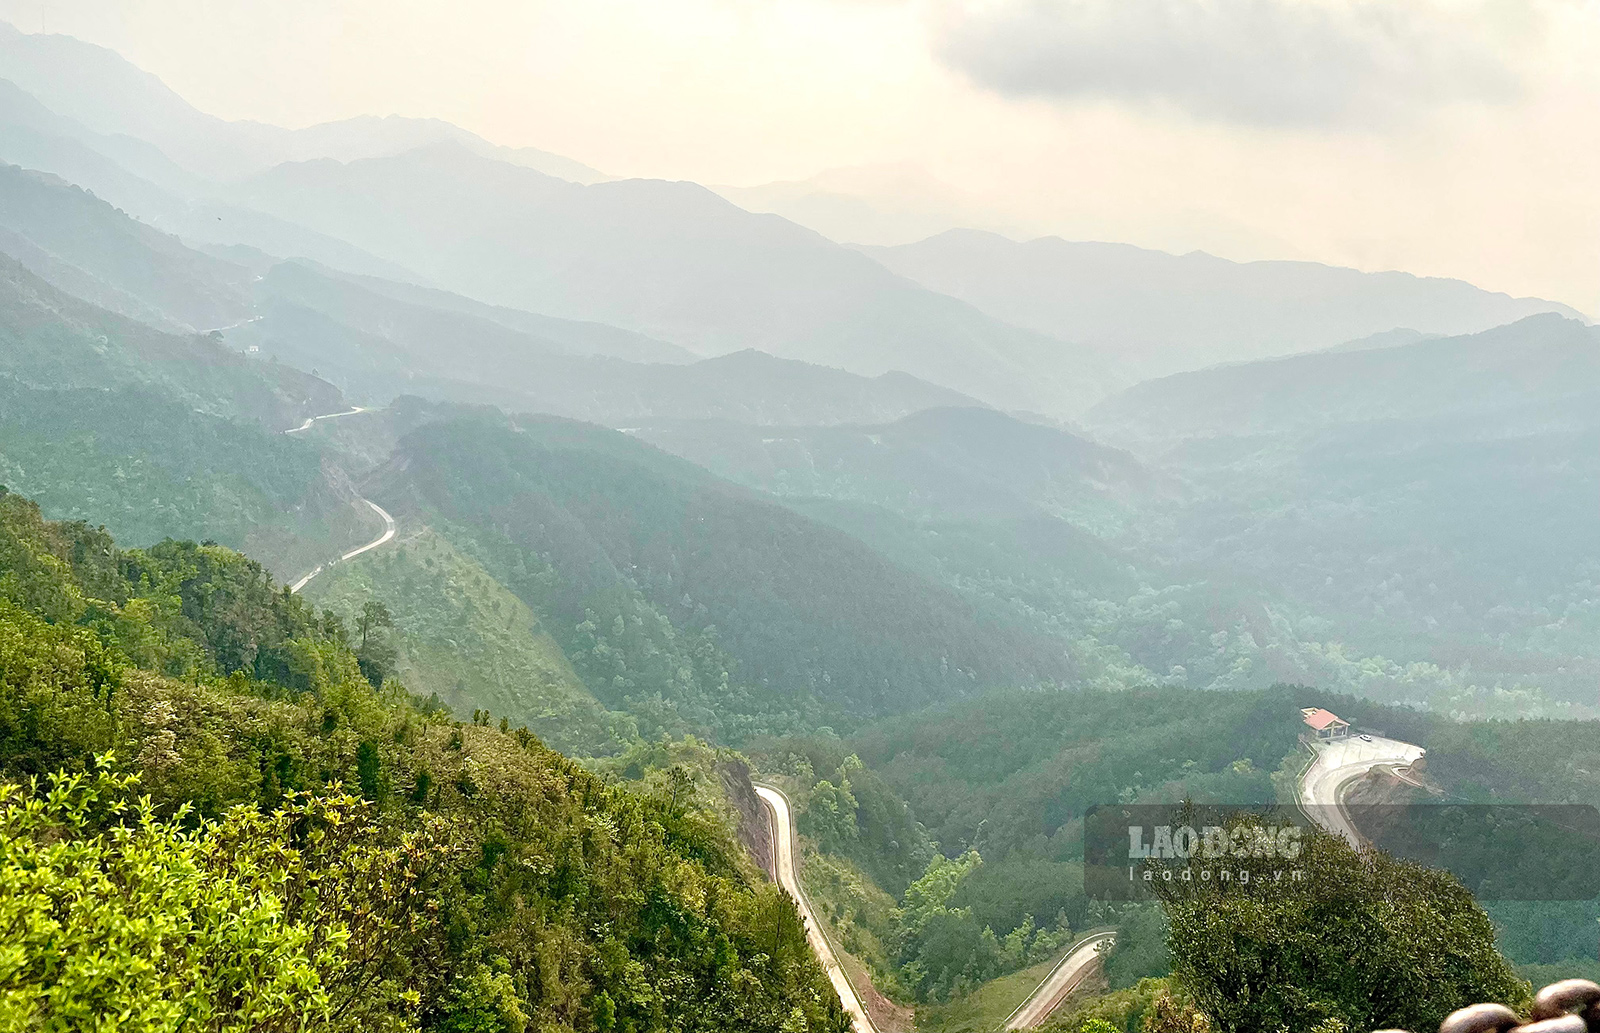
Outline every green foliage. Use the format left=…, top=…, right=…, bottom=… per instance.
left=1039, top=978, right=1179, bottom=1033
left=892, top=851, right=999, bottom=1001
left=384, top=413, right=1069, bottom=739
left=799, top=850, right=902, bottom=990
left=803, top=770, right=860, bottom=854
left=850, top=687, right=1299, bottom=865
left=0, top=381, right=331, bottom=555
left=757, top=735, right=934, bottom=897
left=0, top=490, right=851, bottom=1033
left=1154, top=815, right=1530, bottom=1033
left=1102, top=905, right=1170, bottom=989
left=305, top=528, right=633, bottom=756
left=0, top=761, right=431, bottom=1032
left=355, top=599, right=397, bottom=686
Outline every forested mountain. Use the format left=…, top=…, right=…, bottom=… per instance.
left=302, top=526, right=635, bottom=758
left=227, top=144, right=1117, bottom=415
left=753, top=684, right=1575, bottom=1024
left=357, top=407, right=1072, bottom=738
left=864, top=229, right=1581, bottom=379
left=0, top=251, right=331, bottom=423
left=237, top=259, right=979, bottom=424
left=0, top=159, right=974, bottom=428
left=1081, top=314, right=1600, bottom=710
left=2, top=19, right=1594, bottom=1032
left=636, top=406, right=1158, bottom=526
left=0, top=489, right=849, bottom=1032
left=1090, top=313, right=1600, bottom=443
left=0, top=163, right=251, bottom=330
left=0, top=251, right=373, bottom=575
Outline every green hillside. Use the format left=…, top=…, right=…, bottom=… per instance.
left=0, top=252, right=374, bottom=579
left=304, top=526, right=635, bottom=756
left=366, top=410, right=1073, bottom=738
left=0, top=487, right=849, bottom=1032
left=0, top=251, right=339, bottom=426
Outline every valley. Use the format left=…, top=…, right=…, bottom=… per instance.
left=1, top=16, right=1598, bottom=1033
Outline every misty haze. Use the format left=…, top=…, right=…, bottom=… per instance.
left=0, top=4, right=1597, bottom=1033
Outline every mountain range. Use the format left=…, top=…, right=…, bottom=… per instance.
left=7, top=17, right=1584, bottom=417
left=865, top=229, right=1582, bottom=380
left=1, top=16, right=1597, bottom=725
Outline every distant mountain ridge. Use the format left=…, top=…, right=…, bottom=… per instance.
left=0, top=163, right=251, bottom=330
left=7, top=18, right=1582, bottom=415
left=863, top=229, right=1584, bottom=380
left=239, top=258, right=981, bottom=425
left=635, top=406, right=1159, bottom=526
left=228, top=144, right=1117, bottom=415
left=1089, top=313, right=1600, bottom=445
left=0, top=20, right=607, bottom=183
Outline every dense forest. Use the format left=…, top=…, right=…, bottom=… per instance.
left=0, top=488, right=848, bottom=1032
left=363, top=409, right=1073, bottom=740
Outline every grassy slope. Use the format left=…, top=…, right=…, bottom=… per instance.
left=302, top=526, right=633, bottom=756
left=915, top=954, right=1067, bottom=1033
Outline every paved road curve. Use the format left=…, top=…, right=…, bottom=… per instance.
left=283, top=406, right=395, bottom=593
left=288, top=498, right=396, bottom=593
left=286, top=405, right=368, bottom=434
left=1003, top=931, right=1117, bottom=1030
left=1298, top=734, right=1425, bottom=847
left=755, top=784, right=878, bottom=1033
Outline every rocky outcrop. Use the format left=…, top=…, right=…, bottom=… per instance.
left=718, top=759, right=774, bottom=879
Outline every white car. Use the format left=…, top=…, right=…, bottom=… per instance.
left=1358, top=734, right=1374, bottom=742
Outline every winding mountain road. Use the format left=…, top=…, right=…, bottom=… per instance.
left=283, top=406, right=394, bottom=593
left=755, top=784, right=877, bottom=1033
left=1003, top=931, right=1117, bottom=1030
left=286, top=405, right=368, bottom=434
left=288, top=498, right=396, bottom=593
left=1298, top=734, right=1425, bottom=847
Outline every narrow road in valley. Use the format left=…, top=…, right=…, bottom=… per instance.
left=1003, top=931, right=1117, bottom=1030
left=283, top=406, right=394, bottom=593
left=207, top=314, right=264, bottom=334
left=754, top=784, right=878, bottom=1033
left=288, top=498, right=395, bottom=593
left=286, top=405, right=368, bottom=434
left=1298, top=734, right=1425, bottom=847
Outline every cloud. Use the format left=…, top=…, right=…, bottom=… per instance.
left=935, top=0, right=1522, bottom=128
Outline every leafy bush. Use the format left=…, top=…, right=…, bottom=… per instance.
left=0, top=762, right=432, bottom=1032
left=1154, top=814, right=1529, bottom=1033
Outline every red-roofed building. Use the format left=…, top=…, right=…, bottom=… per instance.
left=1301, top=708, right=1351, bottom=741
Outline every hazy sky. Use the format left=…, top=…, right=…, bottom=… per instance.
left=3, top=0, right=1598, bottom=311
